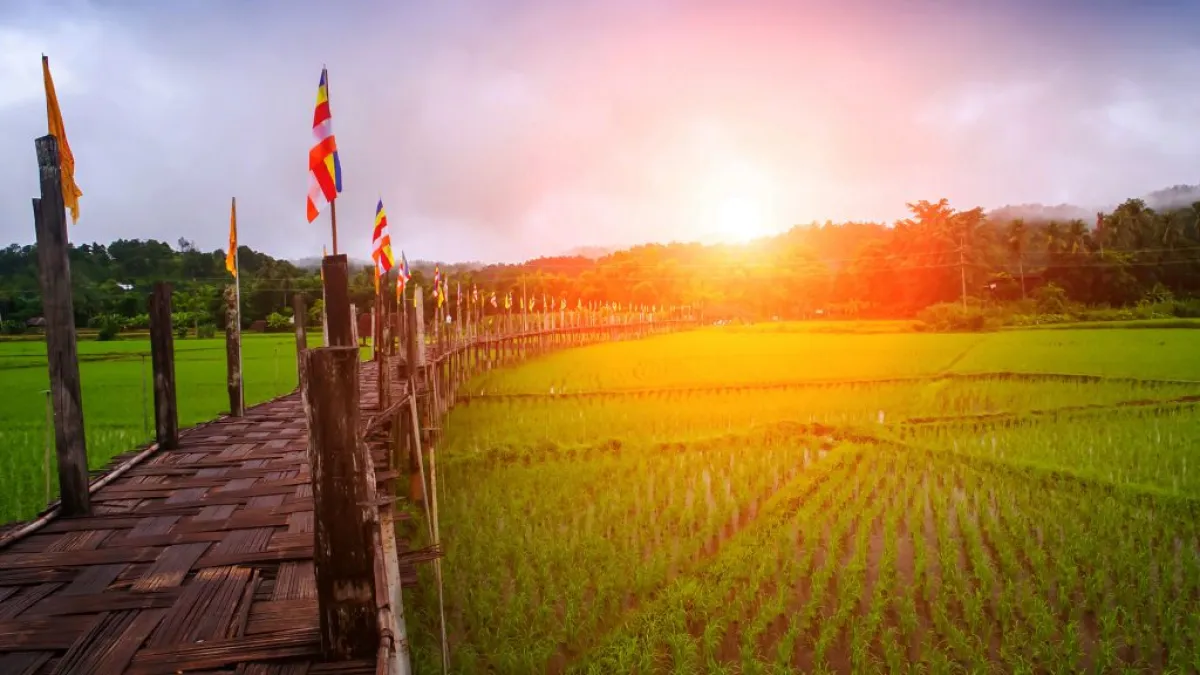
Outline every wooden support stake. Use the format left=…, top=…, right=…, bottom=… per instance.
left=293, top=294, right=308, bottom=387
left=302, top=346, right=380, bottom=660
left=149, top=282, right=179, bottom=450
left=322, top=254, right=354, bottom=347
left=408, top=394, right=432, bottom=528
left=410, top=289, right=426, bottom=368
left=224, top=284, right=244, bottom=417
left=32, top=135, right=89, bottom=517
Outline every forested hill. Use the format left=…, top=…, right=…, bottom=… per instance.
left=985, top=183, right=1200, bottom=224
left=1, top=192, right=1199, bottom=333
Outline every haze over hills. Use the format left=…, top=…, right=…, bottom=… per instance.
left=985, top=184, right=1200, bottom=225
left=281, top=183, right=1200, bottom=266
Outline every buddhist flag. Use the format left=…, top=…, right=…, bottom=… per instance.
left=306, top=67, right=342, bottom=223
left=490, top=291, right=498, bottom=308
left=226, top=198, right=238, bottom=278
left=371, top=200, right=395, bottom=276
left=396, top=251, right=411, bottom=295
left=42, top=55, right=82, bottom=224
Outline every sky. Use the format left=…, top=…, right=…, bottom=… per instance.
left=2, top=0, right=1200, bottom=263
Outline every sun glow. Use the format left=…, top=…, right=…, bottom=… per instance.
left=717, top=194, right=769, bottom=243
left=695, top=159, right=779, bottom=244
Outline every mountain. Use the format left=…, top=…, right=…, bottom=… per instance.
left=987, top=183, right=1200, bottom=225
left=1141, top=184, right=1200, bottom=211
left=561, top=245, right=616, bottom=259
left=986, top=203, right=1093, bottom=224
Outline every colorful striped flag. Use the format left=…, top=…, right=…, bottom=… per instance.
left=226, top=198, right=238, bottom=278
left=42, top=55, right=82, bottom=224
left=371, top=200, right=395, bottom=276
left=396, top=250, right=411, bottom=295
left=306, top=67, right=342, bottom=223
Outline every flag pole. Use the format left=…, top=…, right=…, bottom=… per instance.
left=324, top=65, right=340, bottom=255
left=233, top=200, right=244, bottom=411
left=330, top=202, right=339, bottom=256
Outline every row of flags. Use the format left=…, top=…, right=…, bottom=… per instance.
left=37, top=56, right=670, bottom=326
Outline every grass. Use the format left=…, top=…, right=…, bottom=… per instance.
left=0, top=333, right=325, bottom=523
left=467, top=325, right=1200, bottom=395
left=403, top=322, right=1200, bottom=673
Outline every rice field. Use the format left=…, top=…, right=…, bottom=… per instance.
left=0, top=333, right=323, bottom=523
left=405, top=324, right=1200, bottom=673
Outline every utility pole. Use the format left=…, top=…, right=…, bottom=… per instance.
left=959, top=236, right=968, bottom=310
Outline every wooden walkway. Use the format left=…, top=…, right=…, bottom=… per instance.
left=0, top=317, right=694, bottom=674
left=0, top=361, right=415, bottom=675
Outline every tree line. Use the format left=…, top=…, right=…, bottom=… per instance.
left=1, top=194, right=1198, bottom=336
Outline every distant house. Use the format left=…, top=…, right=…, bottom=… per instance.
left=26, top=317, right=46, bottom=328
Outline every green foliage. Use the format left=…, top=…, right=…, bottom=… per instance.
left=1033, top=282, right=1070, bottom=314
left=0, top=319, right=24, bottom=335
left=915, top=302, right=1000, bottom=332
left=266, top=312, right=291, bottom=332
left=4, top=192, right=1200, bottom=331
left=196, top=323, right=216, bottom=339
left=404, top=327, right=1200, bottom=673
left=88, top=313, right=124, bottom=341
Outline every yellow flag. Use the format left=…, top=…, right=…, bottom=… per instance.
left=42, top=55, right=82, bottom=224
left=226, top=198, right=237, bottom=277
left=320, top=245, right=327, bottom=282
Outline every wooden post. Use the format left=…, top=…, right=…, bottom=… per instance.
left=224, top=284, right=244, bottom=417
left=32, top=135, right=89, bottom=517
left=411, top=289, right=426, bottom=369
left=293, top=294, right=308, bottom=387
left=149, top=282, right=179, bottom=450
left=378, top=351, right=391, bottom=412
left=322, top=254, right=354, bottom=347
left=302, top=347, right=380, bottom=660
left=351, top=303, right=359, bottom=346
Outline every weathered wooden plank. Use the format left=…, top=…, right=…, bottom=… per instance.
left=0, top=583, right=61, bottom=619
left=226, top=280, right=245, bottom=418
left=0, top=650, right=52, bottom=675
left=69, top=608, right=167, bottom=675
left=131, top=542, right=211, bottom=591
left=32, top=135, right=90, bottom=517
left=0, top=614, right=99, bottom=650
left=301, top=347, right=379, bottom=660
left=149, top=282, right=179, bottom=449
left=0, top=568, right=78, bottom=586
left=126, top=627, right=320, bottom=675
left=0, top=547, right=163, bottom=570
left=24, top=589, right=179, bottom=617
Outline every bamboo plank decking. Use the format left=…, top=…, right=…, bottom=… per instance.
left=0, top=361, right=408, bottom=675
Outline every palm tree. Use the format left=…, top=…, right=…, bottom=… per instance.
left=1043, top=221, right=1065, bottom=259
left=1006, top=219, right=1028, bottom=299
left=1065, top=220, right=1088, bottom=256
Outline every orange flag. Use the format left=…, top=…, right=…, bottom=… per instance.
left=42, top=55, right=82, bottom=223
left=226, top=198, right=238, bottom=278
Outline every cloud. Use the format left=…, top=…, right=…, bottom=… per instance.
left=3, top=0, right=1200, bottom=263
